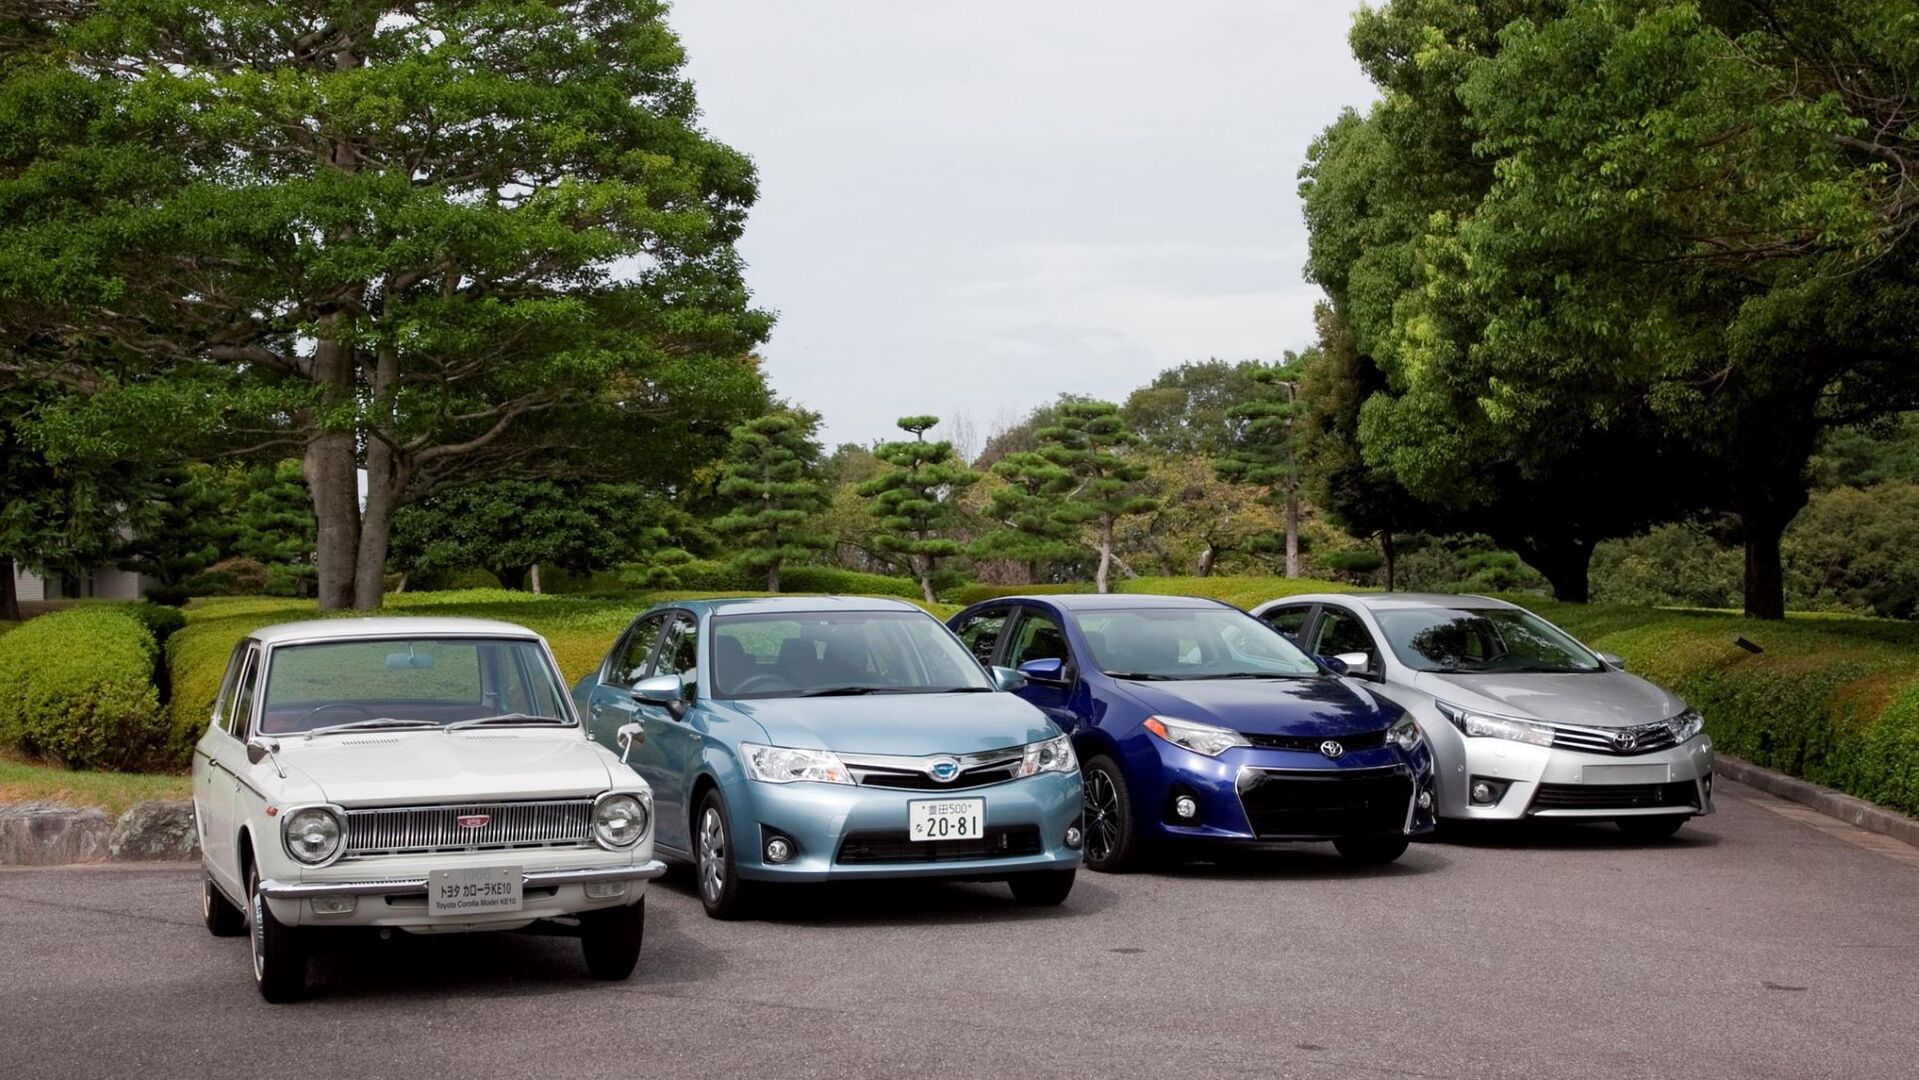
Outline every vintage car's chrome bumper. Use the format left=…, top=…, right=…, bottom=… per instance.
left=259, top=860, right=668, bottom=900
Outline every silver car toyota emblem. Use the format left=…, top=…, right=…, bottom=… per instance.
left=1612, top=730, right=1638, bottom=752
left=1319, top=740, right=1345, bottom=759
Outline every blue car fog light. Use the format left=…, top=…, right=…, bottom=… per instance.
left=1174, top=795, right=1198, bottom=820
left=765, top=837, right=794, bottom=864
left=1065, top=825, right=1083, bottom=850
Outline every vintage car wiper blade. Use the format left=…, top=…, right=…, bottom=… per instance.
left=444, top=713, right=573, bottom=731
left=302, top=718, right=443, bottom=737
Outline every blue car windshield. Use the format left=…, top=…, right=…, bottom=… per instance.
left=1070, top=608, right=1321, bottom=680
left=710, top=611, right=995, bottom=700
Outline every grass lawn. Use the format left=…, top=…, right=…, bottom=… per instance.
left=0, top=754, right=191, bottom=816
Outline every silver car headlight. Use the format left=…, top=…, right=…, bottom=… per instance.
left=1385, top=714, right=1422, bottom=752
left=593, top=791, right=651, bottom=850
left=282, top=806, right=345, bottom=866
left=1016, top=734, right=1077, bottom=776
left=1436, top=702, right=1554, bottom=747
left=1144, top=715, right=1250, bottom=757
left=741, top=742, right=854, bottom=785
left=1668, top=707, right=1705, bottom=744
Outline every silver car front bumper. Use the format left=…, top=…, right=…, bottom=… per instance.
left=1425, top=722, right=1715, bottom=821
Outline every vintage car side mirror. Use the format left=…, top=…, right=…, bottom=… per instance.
left=615, top=722, right=644, bottom=764
left=245, top=739, right=285, bottom=778
left=989, top=665, right=1028, bottom=692
left=1017, top=657, right=1068, bottom=684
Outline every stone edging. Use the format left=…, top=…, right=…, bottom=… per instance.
left=1716, top=754, right=1919, bottom=851
left=0, top=801, right=198, bottom=867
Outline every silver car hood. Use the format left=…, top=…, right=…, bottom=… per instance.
left=1409, top=670, right=1684, bottom=728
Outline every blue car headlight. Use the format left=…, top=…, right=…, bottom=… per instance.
left=740, top=743, right=854, bottom=785
left=1016, top=734, right=1077, bottom=776
left=1143, top=715, right=1249, bottom=757
left=1385, top=714, right=1422, bottom=752
left=1668, top=707, right=1705, bottom=744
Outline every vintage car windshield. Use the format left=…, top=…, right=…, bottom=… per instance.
left=1070, top=608, right=1321, bottom=680
left=258, top=636, right=573, bottom=735
left=710, top=611, right=994, bottom=700
left=1374, top=607, right=1603, bottom=674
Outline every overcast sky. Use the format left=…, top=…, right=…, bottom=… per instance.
left=669, top=1, right=1379, bottom=450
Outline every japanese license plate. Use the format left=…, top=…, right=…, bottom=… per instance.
left=908, top=798, right=984, bottom=842
left=427, top=866, right=522, bottom=917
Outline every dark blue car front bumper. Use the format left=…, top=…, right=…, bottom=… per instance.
left=1119, top=735, right=1436, bottom=844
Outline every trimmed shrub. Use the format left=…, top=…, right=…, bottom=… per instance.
left=0, top=608, right=170, bottom=771
left=119, top=602, right=186, bottom=648
left=777, top=566, right=921, bottom=598
left=948, top=583, right=1093, bottom=606
left=187, top=556, right=273, bottom=596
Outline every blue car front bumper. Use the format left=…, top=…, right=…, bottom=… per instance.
left=1121, top=735, right=1437, bottom=845
left=725, top=771, right=1084, bottom=883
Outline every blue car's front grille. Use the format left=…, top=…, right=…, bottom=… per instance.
left=1236, top=766, right=1412, bottom=839
left=1243, top=730, right=1389, bottom=753
left=855, top=765, right=1020, bottom=791
left=836, top=825, right=1043, bottom=864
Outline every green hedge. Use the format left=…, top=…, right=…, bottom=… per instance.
left=0, top=607, right=170, bottom=771
left=777, top=566, right=921, bottom=598
left=946, top=582, right=1093, bottom=606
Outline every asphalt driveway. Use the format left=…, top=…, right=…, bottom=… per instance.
left=2, top=780, right=1916, bottom=1079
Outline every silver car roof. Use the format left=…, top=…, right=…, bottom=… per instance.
left=1254, top=592, right=1520, bottom=613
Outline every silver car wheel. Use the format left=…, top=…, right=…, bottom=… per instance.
left=1084, top=769, right=1121, bottom=863
left=698, top=807, right=727, bottom=904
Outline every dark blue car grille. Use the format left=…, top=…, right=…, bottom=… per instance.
left=1243, top=730, right=1388, bottom=752
left=1236, top=766, right=1411, bottom=839
left=836, top=825, right=1042, bottom=864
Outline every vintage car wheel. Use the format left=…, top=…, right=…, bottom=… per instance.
left=580, top=897, right=645, bottom=980
left=202, top=871, right=246, bottom=937
left=1081, top=756, right=1141, bottom=873
left=1616, top=815, right=1687, bottom=840
left=248, top=865, right=308, bottom=1003
left=1006, top=869, right=1076, bottom=907
left=1332, top=835, right=1410, bottom=865
left=695, top=790, right=755, bottom=920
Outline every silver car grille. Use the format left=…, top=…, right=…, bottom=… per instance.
left=1548, top=721, right=1678, bottom=756
left=341, top=799, right=595, bottom=858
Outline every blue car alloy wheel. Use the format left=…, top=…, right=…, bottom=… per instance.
left=948, top=595, right=1437, bottom=871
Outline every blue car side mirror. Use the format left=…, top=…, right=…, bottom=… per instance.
left=1018, top=657, right=1068, bottom=683
left=989, top=666, right=1028, bottom=692
left=1318, top=655, right=1350, bottom=676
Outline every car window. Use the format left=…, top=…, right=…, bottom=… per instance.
left=229, top=647, right=262, bottom=738
left=1006, top=610, right=1072, bottom=671
left=655, top=615, right=698, bottom=683
left=212, top=644, right=248, bottom=737
left=1261, top=605, right=1311, bottom=642
left=608, top=615, right=666, bottom=685
left=1310, top=608, right=1378, bottom=658
left=952, top=607, right=1011, bottom=664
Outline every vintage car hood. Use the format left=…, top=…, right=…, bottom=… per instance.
left=715, top=692, right=1057, bottom=756
left=1112, top=676, right=1397, bottom=737
left=277, top=731, right=617, bottom=807
left=1410, top=670, right=1684, bottom=728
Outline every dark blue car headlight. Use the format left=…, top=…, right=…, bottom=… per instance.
left=1385, top=714, right=1422, bottom=752
left=1144, top=716, right=1250, bottom=757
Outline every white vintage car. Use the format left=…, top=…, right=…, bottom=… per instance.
left=192, top=617, right=664, bottom=1002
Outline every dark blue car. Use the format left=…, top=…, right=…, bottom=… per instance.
left=948, top=594, right=1436, bottom=870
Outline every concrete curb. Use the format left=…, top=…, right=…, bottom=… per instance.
left=1716, top=754, right=1919, bottom=850
left=0, top=801, right=198, bottom=867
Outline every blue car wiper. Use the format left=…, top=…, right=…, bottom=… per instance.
left=1104, top=671, right=1181, bottom=681
left=1207, top=672, right=1315, bottom=680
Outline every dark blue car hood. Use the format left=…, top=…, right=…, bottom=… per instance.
left=1112, top=675, right=1398, bottom=737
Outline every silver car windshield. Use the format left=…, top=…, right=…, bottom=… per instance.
left=1071, top=608, right=1321, bottom=680
left=259, top=637, right=573, bottom=736
left=1374, top=608, right=1603, bottom=674
left=710, top=611, right=994, bottom=700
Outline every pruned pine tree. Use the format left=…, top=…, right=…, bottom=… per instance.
left=858, top=416, right=978, bottom=604
left=1216, top=359, right=1307, bottom=577
left=1040, top=402, right=1157, bottom=594
left=712, top=409, right=831, bottom=591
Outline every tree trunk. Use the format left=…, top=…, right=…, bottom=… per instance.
left=1094, top=514, right=1114, bottom=594
left=1741, top=514, right=1790, bottom=620
left=767, top=559, right=781, bottom=592
left=351, top=341, right=403, bottom=611
left=1283, top=482, right=1300, bottom=578
left=915, top=553, right=936, bottom=605
left=305, top=333, right=361, bottom=613
left=1380, top=531, right=1395, bottom=592
left=529, top=564, right=542, bottom=595
left=496, top=565, right=530, bottom=591
left=0, top=556, right=19, bottom=622
left=1196, top=542, right=1217, bottom=578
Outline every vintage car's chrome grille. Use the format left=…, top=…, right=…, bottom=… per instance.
left=341, top=800, right=595, bottom=858
left=1548, top=721, right=1678, bottom=756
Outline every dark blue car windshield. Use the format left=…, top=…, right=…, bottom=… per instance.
left=1070, top=608, right=1320, bottom=679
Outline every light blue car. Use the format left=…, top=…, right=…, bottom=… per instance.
left=572, top=597, right=1084, bottom=919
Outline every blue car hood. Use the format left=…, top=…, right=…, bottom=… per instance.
left=1114, top=676, right=1397, bottom=737
left=714, top=692, right=1057, bottom=756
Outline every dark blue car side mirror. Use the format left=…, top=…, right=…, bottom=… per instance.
left=1317, top=655, right=1350, bottom=676
left=1018, top=657, right=1068, bottom=683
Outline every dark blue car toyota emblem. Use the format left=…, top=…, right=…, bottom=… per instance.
left=929, top=757, right=961, bottom=782
left=1319, top=740, right=1345, bottom=760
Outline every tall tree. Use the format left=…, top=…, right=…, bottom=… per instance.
left=1215, top=358, right=1308, bottom=577
left=1041, top=401, right=1158, bottom=594
left=388, top=479, right=639, bottom=592
left=1121, top=360, right=1269, bottom=456
left=968, top=451, right=1082, bottom=581
left=711, top=408, right=831, bottom=591
left=1, top=1, right=770, bottom=611
left=858, top=416, right=979, bottom=604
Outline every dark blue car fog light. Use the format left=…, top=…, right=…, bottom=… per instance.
left=1174, top=795, right=1198, bottom=820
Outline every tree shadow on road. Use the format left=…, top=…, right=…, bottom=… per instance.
left=1428, top=819, right=1723, bottom=850
left=650, top=860, right=1120, bottom=927
left=1145, top=844, right=1451, bottom=881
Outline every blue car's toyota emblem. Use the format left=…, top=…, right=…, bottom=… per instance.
left=928, top=757, right=962, bottom=782
left=1319, top=740, right=1345, bottom=760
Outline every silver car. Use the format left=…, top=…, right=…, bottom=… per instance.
left=1248, top=594, right=1713, bottom=838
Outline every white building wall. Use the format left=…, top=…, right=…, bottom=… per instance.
left=11, top=564, right=46, bottom=603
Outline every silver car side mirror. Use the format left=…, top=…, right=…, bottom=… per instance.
left=616, top=722, right=644, bottom=764
left=1596, top=652, right=1626, bottom=670
left=1334, top=652, right=1373, bottom=677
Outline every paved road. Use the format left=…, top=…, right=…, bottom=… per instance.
left=3, top=780, right=1917, bottom=1080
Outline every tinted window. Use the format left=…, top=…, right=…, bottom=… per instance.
left=709, top=611, right=993, bottom=699
left=1311, top=609, right=1378, bottom=658
left=952, top=608, right=1010, bottom=664
left=609, top=615, right=666, bottom=685
left=1374, top=607, right=1602, bottom=674
left=1071, top=607, right=1320, bottom=679
left=1007, top=611, right=1071, bottom=670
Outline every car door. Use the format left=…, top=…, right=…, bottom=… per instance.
left=1307, top=604, right=1385, bottom=679
left=1005, top=606, right=1083, bottom=734
left=194, top=643, right=248, bottom=889
left=639, top=613, right=704, bottom=852
left=208, top=643, right=263, bottom=896
left=587, top=614, right=668, bottom=752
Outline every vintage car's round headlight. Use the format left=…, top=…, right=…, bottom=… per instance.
left=594, top=793, right=649, bottom=850
left=283, top=807, right=343, bottom=865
